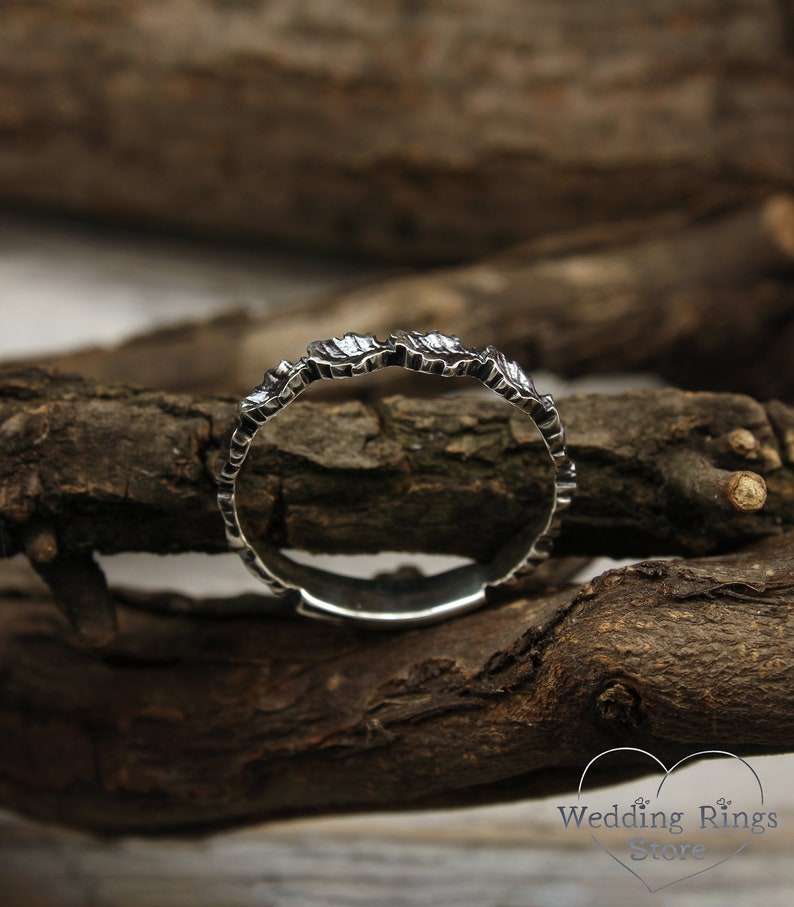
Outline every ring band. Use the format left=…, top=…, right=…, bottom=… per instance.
left=217, top=330, right=576, bottom=626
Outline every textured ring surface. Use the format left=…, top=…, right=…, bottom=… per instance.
left=217, top=330, right=576, bottom=625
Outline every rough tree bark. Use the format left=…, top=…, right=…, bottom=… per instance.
left=0, top=0, right=792, bottom=260
left=1, top=532, right=792, bottom=835
left=25, top=197, right=794, bottom=401
left=2, top=366, right=791, bottom=566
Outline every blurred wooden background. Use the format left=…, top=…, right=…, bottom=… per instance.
left=1, top=0, right=792, bottom=261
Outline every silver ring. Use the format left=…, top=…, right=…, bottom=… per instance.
left=217, top=330, right=576, bottom=626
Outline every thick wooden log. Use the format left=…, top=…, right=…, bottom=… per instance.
left=0, top=532, right=792, bottom=834
left=28, top=198, right=794, bottom=401
left=0, top=1, right=792, bottom=260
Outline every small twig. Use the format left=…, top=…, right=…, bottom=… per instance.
left=26, top=528, right=116, bottom=647
left=664, top=450, right=767, bottom=514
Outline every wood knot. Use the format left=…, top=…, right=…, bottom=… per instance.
left=597, top=681, right=643, bottom=727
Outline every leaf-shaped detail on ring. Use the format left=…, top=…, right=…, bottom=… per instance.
left=394, top=329, right=467, bottom=357
left=241, top=359, right=307, bottom=412
left=256, top=359, right=295, bottom=390
left=486, top=347, right=538, bottom=397
left=307, top=333, right=383, bottom=362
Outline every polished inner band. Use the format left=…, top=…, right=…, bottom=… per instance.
left=217, top=330, right=576, bottom=626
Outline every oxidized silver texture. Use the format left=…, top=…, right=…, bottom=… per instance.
left=217, top=330, right=576, bottom=625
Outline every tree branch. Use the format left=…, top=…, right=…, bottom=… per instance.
left=0, top=532, right=792, bottom=835
left=1, top=367, right=791, bottom=568
left=1, top=0, right=792, bottom=260
left=2, top=365, right=792, bottom=645
left=23, top=197, right=794, bottom=401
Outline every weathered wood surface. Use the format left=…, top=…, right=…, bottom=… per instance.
left=28, top=197, right=794, bottom=401
left=1, top=799, right=793, bottom=907
left=1, top=368, right=790, bottom=568
left=0, top=0, right=792, bottom=260
left=1, top=532, right=792, bottom=835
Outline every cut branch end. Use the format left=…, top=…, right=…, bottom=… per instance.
left=723, top=471, right=767, bottom=512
